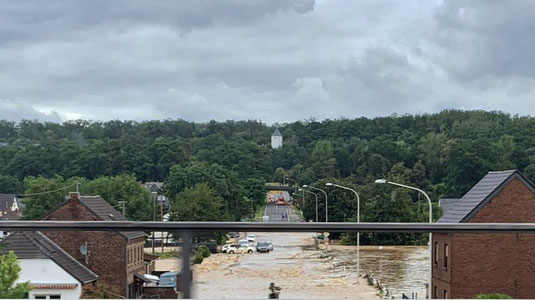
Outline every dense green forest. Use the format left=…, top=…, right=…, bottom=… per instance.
left=1, top=110, right=534, bottom=244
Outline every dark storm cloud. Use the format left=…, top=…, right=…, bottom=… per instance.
left=1, top=0, right=535, bottom=123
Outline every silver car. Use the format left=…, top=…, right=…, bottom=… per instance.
left=256, top=241, right=273, bottom=252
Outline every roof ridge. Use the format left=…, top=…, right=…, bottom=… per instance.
left=35, top=231, right=99, bottom=282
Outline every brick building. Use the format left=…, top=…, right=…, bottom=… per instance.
left=41, top=193, right=147, bottom=298
left=433, top=170, right=535, bottom=298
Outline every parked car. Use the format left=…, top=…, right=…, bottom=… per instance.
left=246, top=235, right=256, bottom=242
left=237, top=244, right=255, bottom=254
left=229, top=232, right=240, bottom=238
left=221, top=244, right=237, bottom=253
left=238, top=239, right=250, bottom=247
left=194, top=241, right=218, bottom=253
left=256, top=241, right=273, bottom=252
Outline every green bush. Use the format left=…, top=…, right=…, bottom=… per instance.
left=197, top=246, right=211, bottom=258
left=475, top=293, right=511, bottom=299
left=193, top=252, right=204, bottom=264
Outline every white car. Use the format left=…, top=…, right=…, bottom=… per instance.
left=247, top=235, right=256, bottom=242
left=237, top=244, right=255, bottom=254
left=225, top=244, right=254, bottom=254
left=221, top=244, right=236, bottom=253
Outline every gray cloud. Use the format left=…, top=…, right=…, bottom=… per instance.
left=1, top=0, right=535, bottom=123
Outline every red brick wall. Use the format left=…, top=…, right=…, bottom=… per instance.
left=447, top=177, right=535, bottom=298
left=432, top=233, right=452, bottom=298
left=42, top=198, right=142, bottom=297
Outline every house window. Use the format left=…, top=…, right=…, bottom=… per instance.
left=444, top=244, right=449, bottom=269
left=434, top=242, right=438, bottom=266
left=50, top=295, right=61, bottom=299
left=34, top=296, right=46, bottom=299
left=433, top=286, right=437, bottom=298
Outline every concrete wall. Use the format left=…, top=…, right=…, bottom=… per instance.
left=18, top=259, right=81, bottom=299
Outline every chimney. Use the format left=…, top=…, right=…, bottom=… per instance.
left=70, top=192, right=80, bottom=201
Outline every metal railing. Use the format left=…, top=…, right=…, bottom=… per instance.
left=2, top=221, right=535, bottom=298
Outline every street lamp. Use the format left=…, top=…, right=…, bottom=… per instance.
left=375, top=179, right=433, bottom=299
left=303, top=185, right=328, bottom=222
left=298, top=188, right=318, bottom=222
left=326, top=182, right=361, bottom=282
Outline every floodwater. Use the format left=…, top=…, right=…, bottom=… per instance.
left=192, top=232, right=379, bottom=299
left=330, top=245, right=428, bottom=298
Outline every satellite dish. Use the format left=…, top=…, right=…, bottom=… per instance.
left=80, top=244, right=88, bottom=256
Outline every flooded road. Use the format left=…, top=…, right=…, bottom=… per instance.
left=329, top=245, right=428, bottom=298
left=193, top=232, right=379, bottom=299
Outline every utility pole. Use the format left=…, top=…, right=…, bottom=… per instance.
left=118, top=201, right=127, bottom=217
left=152, top=192, right=157, bottom=255
left=160, top=196, right=164, bottom=253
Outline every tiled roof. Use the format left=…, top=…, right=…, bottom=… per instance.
left=0, top=209, right=20, bottom=220
left=1, top=231, right=98, bottom=283
left=0, top=194, right=15, bottom=210
left=78, top=196, right=146, bottom=240
left=143, top=182, right=164, bottom=189
left=438, top=170, right=519, bottom=223
left=272, top=128, right=282, bottom=137
left=438, top=198, right=459, bottom=214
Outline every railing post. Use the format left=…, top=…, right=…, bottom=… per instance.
left=180, top=230, right=193, bottom=299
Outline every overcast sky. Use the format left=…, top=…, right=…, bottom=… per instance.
left=1, top=0, right=534, bottom=123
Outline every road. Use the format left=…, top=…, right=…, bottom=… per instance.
left=192, top=205, right=378, bottom=299
left=265, top=203, right=289, bottom=222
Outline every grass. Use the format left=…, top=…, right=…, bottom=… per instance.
left=152, top=250, right=180, bottom=259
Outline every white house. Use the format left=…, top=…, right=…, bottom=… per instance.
left=271, top=128, right=283, bottom=149
left=0, top=194, right=23, bottom=213
left=2, top=231, right=98, bottom=299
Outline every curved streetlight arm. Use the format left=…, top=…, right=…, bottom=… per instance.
left=304, top=185, right=329, bottom=222
left=384, top=181, right=432, bottom=223
left=328, top=183, right=360, bottom=223
left=300, top=189, right=319, bottom=223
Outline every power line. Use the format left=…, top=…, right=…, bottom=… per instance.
left=17, top=182, right=80, bottom=197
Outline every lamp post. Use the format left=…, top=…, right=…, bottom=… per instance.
left=299, top=188, right=319, bottom=222
left=303, top=185, right=328, bottom=222
left=375, top=179, right=433, bottom=299
left=326, top=182, right=360, bottom=282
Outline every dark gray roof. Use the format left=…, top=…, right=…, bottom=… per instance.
left=1, top=231, right=98, bottom=283
left=438, top=170, right=520, bottom=223
left=438, top=198, right=459, bottom=214
left=0, top=194, right=16, bottom=210
left=272, top=128, right=282, bottom=137
left=79, top=196, right=146, bottom=240
left=0, top=210, right=20, bottom=220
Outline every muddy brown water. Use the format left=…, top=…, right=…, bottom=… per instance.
left=330, top=245, right=428, bottom=298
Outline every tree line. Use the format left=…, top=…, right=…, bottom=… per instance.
left=1, top=110, right=534, bottom=244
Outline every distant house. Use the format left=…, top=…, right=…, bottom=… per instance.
left=1, top=231, right=98, bottom=299
left=41, top=193, right=147, bottom=298
left=0, top=194, right=23, bottom=213
left=0, top=142, right=9, bottom=147
left=433, top=170, right=535, bottom=298
left=143, top=182, right=164, bottom=194
left=0, top=194, right=24, bottom=239
left=271, top=128, right=283, bottom=149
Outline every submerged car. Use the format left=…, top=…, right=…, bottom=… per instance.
left=256, top=241, right=273, bottom=253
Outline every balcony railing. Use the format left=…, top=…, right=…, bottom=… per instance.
left=2, top=221, right=535, bottom=298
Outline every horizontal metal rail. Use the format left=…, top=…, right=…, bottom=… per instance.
left=2, top=221, right=535, bottom=233
left=4, top=221, right=535, bottom=298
